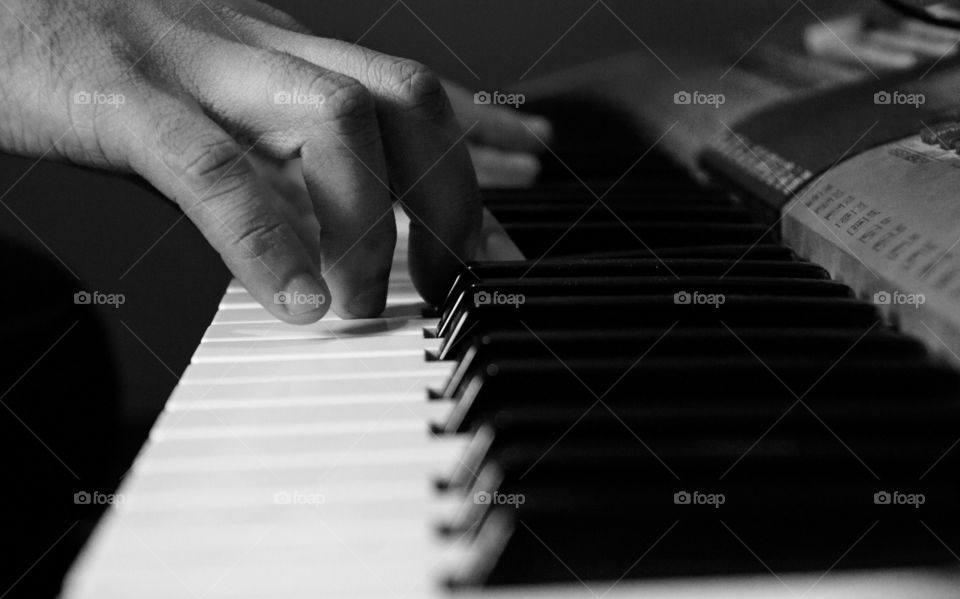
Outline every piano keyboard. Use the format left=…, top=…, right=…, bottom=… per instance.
left=64, top=154, right=960, bottom=597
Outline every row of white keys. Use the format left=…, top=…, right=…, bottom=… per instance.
left=63, top=224, right=486, bottom=597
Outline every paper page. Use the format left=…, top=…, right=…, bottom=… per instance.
left=783, top=134, right=960, bottom=361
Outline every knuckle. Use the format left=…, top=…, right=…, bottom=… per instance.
left=147, top=110, right=256, bottom=208
left=376, top=58, right=449, bottom=120
left=192, top=174, right=253, bottom=213
left=166, top=126, right=246, bottom=182
left=228, top=219, right=289, bottom=263
left=317, top=76, right=379, bottom=137
left=254, top=131, right=300, bottom=161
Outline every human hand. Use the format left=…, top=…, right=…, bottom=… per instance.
left=250, top=77, right=558, bottom=270
left=441, top=81, right=554, bottom=188
left=0, top=0, right=486, bottom=323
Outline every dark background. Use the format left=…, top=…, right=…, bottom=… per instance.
left=0, top=0, right=859, bottom=461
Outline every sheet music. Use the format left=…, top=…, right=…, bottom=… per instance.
left=784, top=133, right=960, bottom=361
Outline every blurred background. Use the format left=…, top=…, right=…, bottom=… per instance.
left=0, top=0, right=862, bottom=463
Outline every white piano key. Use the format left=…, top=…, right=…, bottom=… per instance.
left=192, top=335, right=439, bottom=363
left=124, top=456, right=454, bottom=491
left=160, top=399, right=452, bottom=429
left=211, top=306, right=278, bottom=323
left=139, top=440, right=465, bottom=473
left=113, top=490, right=456, bottom=520
left=174, top=366, right=452, bottom=388
left=66, top=517, right=468, bottom=597
left=172, top=371, right=450, bottom=397
left=150, top=413, right=450, bottom=441
left=212, top=298, right=427, bottom=323
left=144, top=425, right=462, bottom=459
left=201, top=315, right=435, bottom=342
left=116, top=481, right=461, bottom=516
left=66, top=551, right=461, bottom=599
left=137, top=445, right=468, bottom=474
left=169, top=375, right=447, bottom=402
left=177, top=355, right=452, bottom=385
left=150, top=418, right=434, bottom=440
left=83, top=518, right=463, bottom=571
left=166, top=391, right=429, bottom=409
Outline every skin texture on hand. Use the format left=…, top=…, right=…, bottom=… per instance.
left=0, top=0, right=551, bottom=324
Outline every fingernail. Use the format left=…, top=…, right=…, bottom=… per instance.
left=277, top=274, right=328, bottom=316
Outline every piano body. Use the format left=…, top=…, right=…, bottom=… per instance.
left=62, top=47, right=960, bottom=597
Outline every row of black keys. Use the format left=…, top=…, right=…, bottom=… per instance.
left=428, top=169, right=960, bottom=586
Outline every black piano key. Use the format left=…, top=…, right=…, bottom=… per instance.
left=461, top=457, right=960, bottom=520
left=440, top=296, right=880, bottom=351
left=461, top=258, right=829, bottom=281
left=483, top=190, right=733, bottom=211
left=439, top=277, right=852, bottom=333
left=566, top=245, right=796, bottom=260
left=504, top=221, right=773, bottom=257
left=436, top=326, right=926, bottom=362
left=483, top=182, right=728, bottom=199
left=441, top=259, right=831, bottom=308
left=441, top=393, right=960, bottom=493
left=485, top=175, right=714, bottom=198
left=440, top=356, right=960, bottom=433
left=452, top=509, right=960, bottom=586
left=484, top=203, right=754, bottom=224
left=465, top=401, right=960, bottom=474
